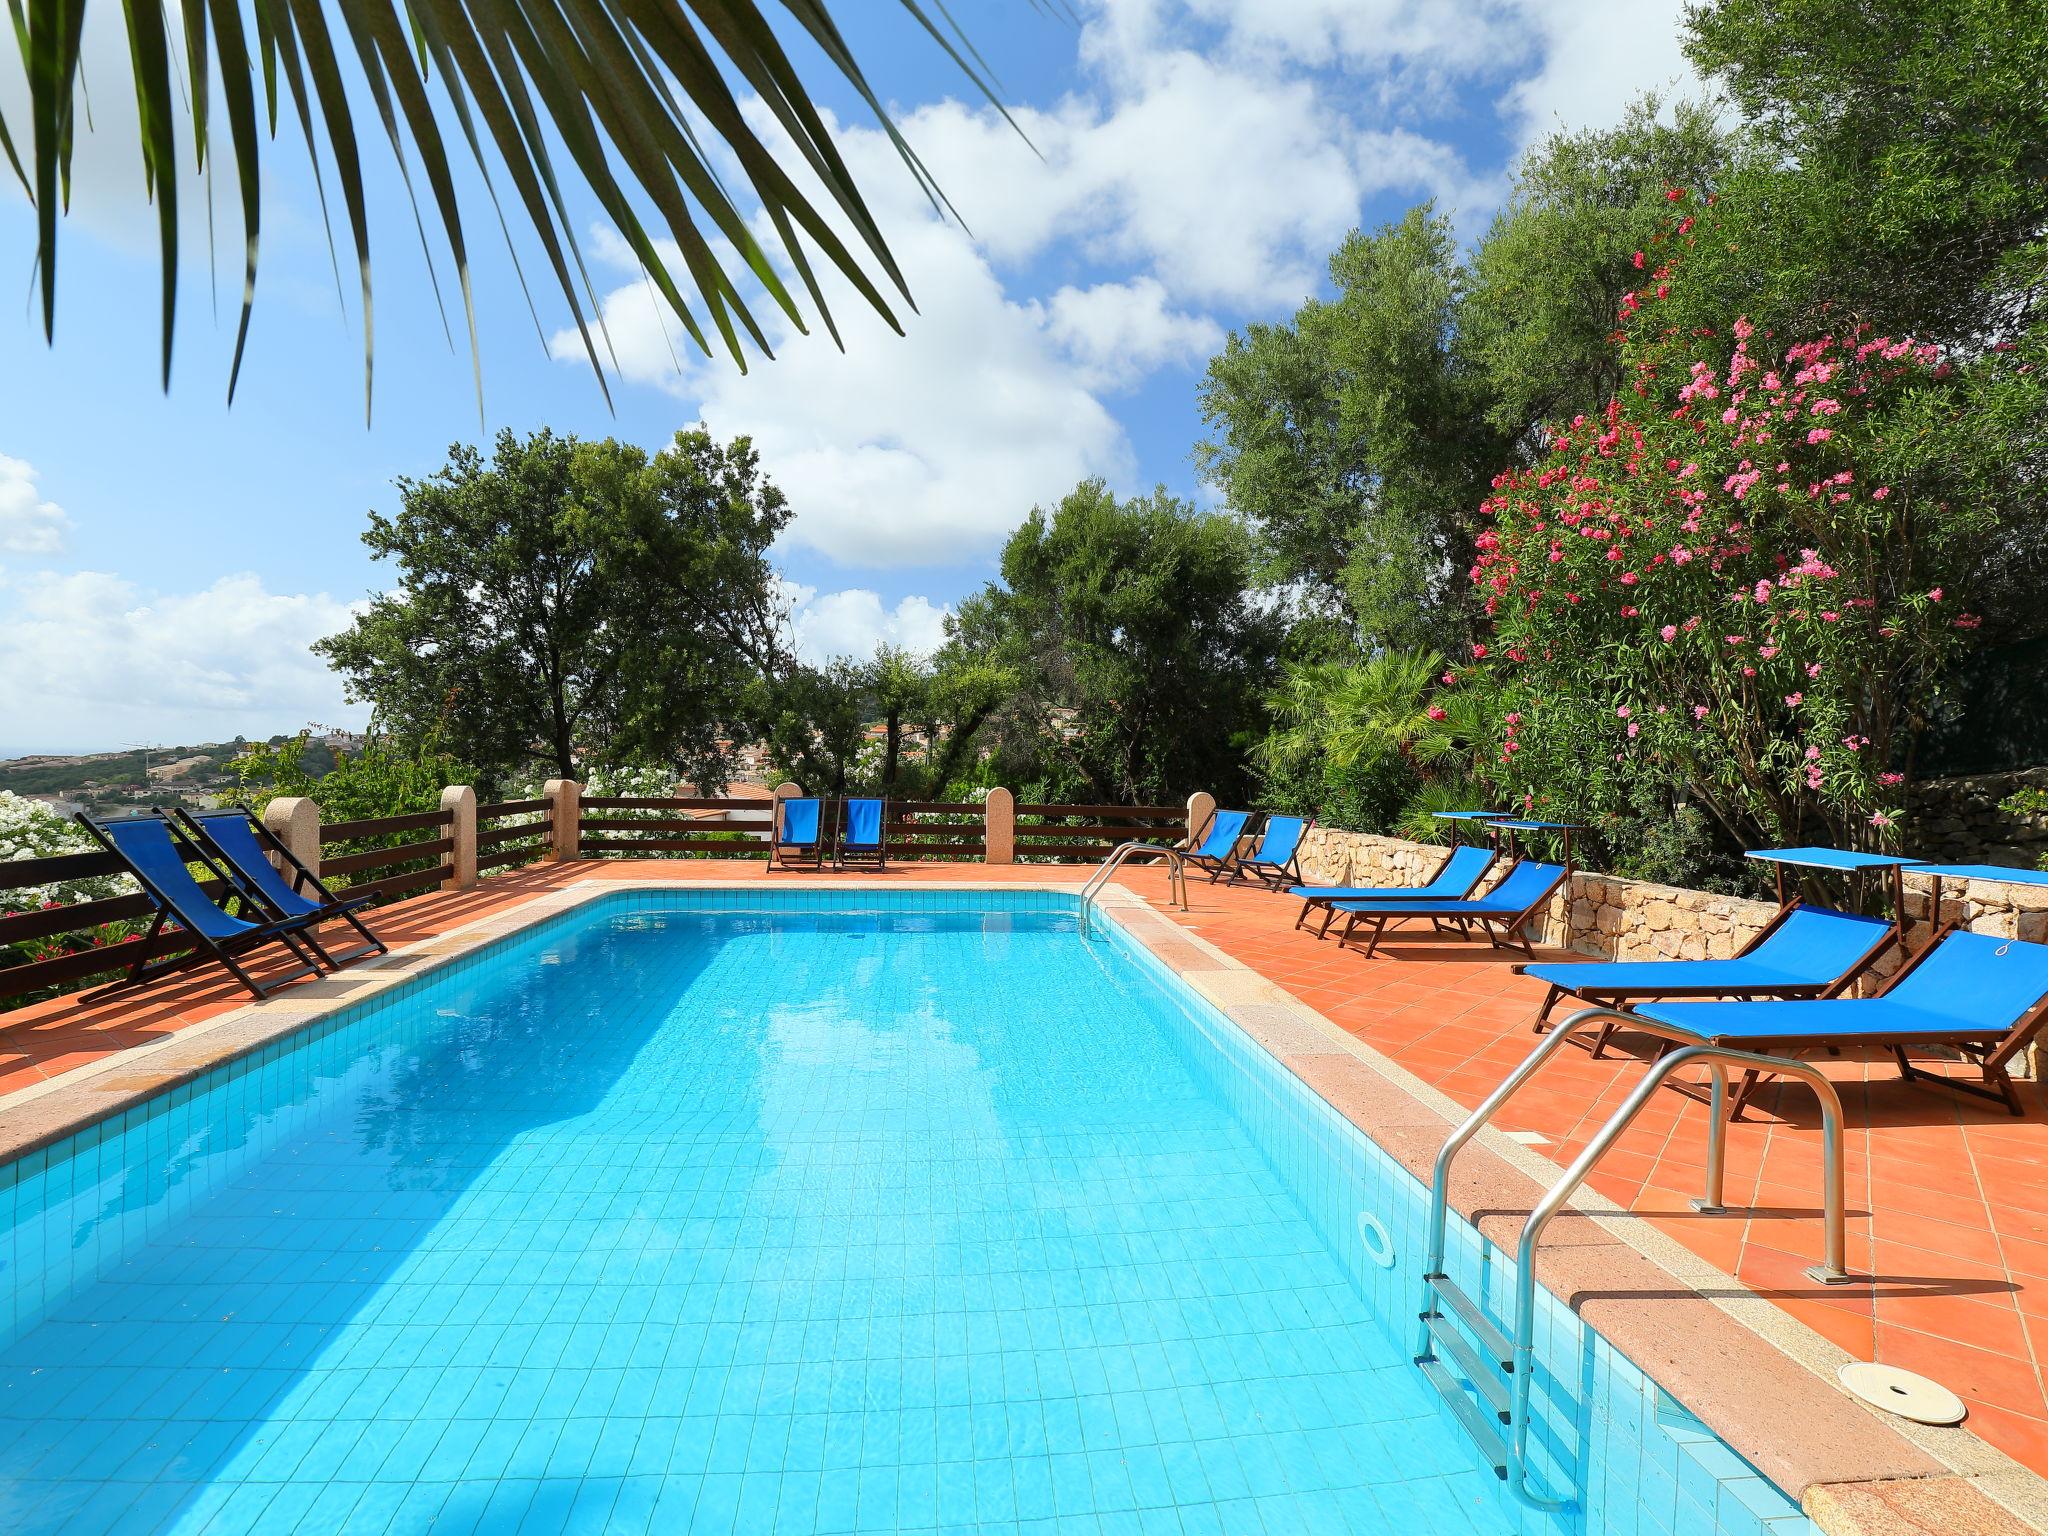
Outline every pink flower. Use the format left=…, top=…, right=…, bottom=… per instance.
left=1692, top=705, right=1710, bottom=720
left=1442, top=672, right=1456, bottom=686
left=1505, top=712, right=1523, bottom=725
left=1806, top=663, right=1822, bottom=679
left=1872, top=487, right=1891, bottom=500
left=1660, top=624, right=1678, bottom=642
left=1879, top=771, right=1904, bottom=786
left=1869, top=811, right=1893, bottom=828
left=1621, top=605, right=1639, bottom=617
left=1806, top=427, right=1833, bottom=444
left=1927, top=588, right=1943, bottom=602
left=1805, top=746, right=1821, bottom=761
left=1426, top=706, right=1448, bottom=721
left=1758, top=645, right=1779, bottom=659
left=1784, top=693, right=1803, bottom=707
left=1627, top=722, right=1640, bottom=738
left=1616, top=705, right=1631, bottom=719
left=1471, top=643, right=1489, bottom=658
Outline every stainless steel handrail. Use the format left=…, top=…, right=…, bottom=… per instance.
left=1079, top=840, right=1188, bottom=934
left=1422, top=1006, right=1852, bottom=1510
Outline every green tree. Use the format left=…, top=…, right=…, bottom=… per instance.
left=317, top=426, right=786, bottom=786
left=753, top=661, right=869, bottom=795
left=1684, top=0, right=2048, bottom=343
left=866, top=646, right=929, bottom=796
left=1198, top=100, right=1733, bottom=652
left=960, top=481, right=1281, bottom=804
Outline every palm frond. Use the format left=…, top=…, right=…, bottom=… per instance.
left=0, top=0, right=1062, bottom=417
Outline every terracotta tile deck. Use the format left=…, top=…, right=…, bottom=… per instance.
left=5, top=857, right=2048, bottom=1482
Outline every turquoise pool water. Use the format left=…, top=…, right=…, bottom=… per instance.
left=0, top=892, right=1814, bottom=1535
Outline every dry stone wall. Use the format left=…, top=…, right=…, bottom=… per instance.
left=1297, top=825, right=2048, bottom=957
left=1907, top=767, right=2048, bottom=866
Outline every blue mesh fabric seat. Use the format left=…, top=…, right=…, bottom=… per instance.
left=1227, top=815, right=1310, bottom=890
left=80, top=814, right=329, bottom=1001
left=181, top=806, right=387, bottom=966
left=836, top=798, right=887, bottom=869
left=1517, top=904, right=1897, bottom=1047
left=767, top=796, right=825, bottom=871
left=1330, top=861, right=1568, bottom=959
left=1183, top=809, right=1253, bottom=881
left=1291, top=845, right=1497, bottom=938
left=1633, top=930, right=2048, bottom=1115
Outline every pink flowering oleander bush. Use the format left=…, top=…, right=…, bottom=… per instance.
left=1465, top=191, right=1997, bottom=854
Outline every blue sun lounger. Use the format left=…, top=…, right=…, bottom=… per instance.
left=1291, top=843, right=1498, bottom=938
left=1517, top=903, right=1899, bottom=1048
left=836, top=798, right=887, bottom=869
left=1227, top=814, right=1310, bottom=889
left=1628, top=929, right=2048, bottom=1115
left=1333, top=857, right=1570, bottom=958
left=76, top=813, right=331, bottom=1000
left=1183, top=809, right=1253, bottom=881
left=770, top=796, right=825, bottom=871
left=175, top=804, right=388, bottom=967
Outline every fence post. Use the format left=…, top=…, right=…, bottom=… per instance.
left=265, top=796, right=322, bottom=882
left=984, top=787, right=1015, bottom=864
left=1185, top=790, right=1216, bottom=849
left=544, top=779, right=582, bottom=861
left=440, top=785, right=478, bottom=890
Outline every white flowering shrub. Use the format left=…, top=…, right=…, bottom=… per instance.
left=1, top=791, right=146, bottom=1008
left=0, top=791, right=135, bottom=910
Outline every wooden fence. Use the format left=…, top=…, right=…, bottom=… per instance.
left=1, top=786, right=1204, bottom=1009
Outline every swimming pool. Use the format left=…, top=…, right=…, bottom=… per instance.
left=0, top=891, right=1814, bottom=1534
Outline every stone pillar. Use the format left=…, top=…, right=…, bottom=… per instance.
left=264, top=796, right=322, bottom=884
left=984, top=787, right=1015, bottom=864
left=544, top=779, right=582, bottom=862
left=440, top=785, right=478, bottom=890
left=1185, top=790, right=1216, bottom=849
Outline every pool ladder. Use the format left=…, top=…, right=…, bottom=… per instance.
left=1416, top=1007, right=1853, bottom=1511
left=1078, top=840, right=1189, bottom=935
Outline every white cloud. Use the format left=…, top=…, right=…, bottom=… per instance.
left=1129, top=0, right=1698, bottom=147
left=561, top=212, right=1134, bottom=568
left=1044, top=278, right=1223, bottom=391
left=782, top=581, right=953, bottom=665
left=0, top=455, right=70, bottom=555
left=0, top=571, right=366, bottom=752
left=1500, top=0, right=1697, bottom=147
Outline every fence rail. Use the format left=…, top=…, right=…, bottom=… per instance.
left=3, top=786, right=1203, bottom=1009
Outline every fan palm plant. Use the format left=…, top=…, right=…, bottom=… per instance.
left=2, top=1, right=1053, bottom=417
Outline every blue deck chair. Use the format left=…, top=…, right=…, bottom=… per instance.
left=174, top=805, right=388, bottom=967
left=76, top=813, right=330, bottom=1000
left=1182, top=809, right=1254, bottom=882
left=836, top=798, right=887, bottom=869
left=770, top=796, right=825, bottom=871
left=1227, top=815, right=1311, bottom=889
left=1629, top=929, right=2048, bottom=1116
left=1290, top=844, right=1498, bottom=938
left=1332, top=859, right=1569, bottom=959
left=1517, top=903, right=1899, bottom=1053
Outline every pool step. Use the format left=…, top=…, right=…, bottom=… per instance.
left=1423, top=1272, right=1513, bottom=1370
left=1416, top=1358, right=1509, bottom=1478
left=1417, top=1273, right=1512, bottom=1480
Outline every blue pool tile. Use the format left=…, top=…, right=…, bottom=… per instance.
left=0, top=894, right=1819, bottom=1535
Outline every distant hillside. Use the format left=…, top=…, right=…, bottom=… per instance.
left=0, top=737, right=340, bottom=800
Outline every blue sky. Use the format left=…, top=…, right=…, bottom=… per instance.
left=0, top=0, right=1693, bottom=755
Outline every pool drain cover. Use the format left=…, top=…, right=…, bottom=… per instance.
left=1837, top=1362, right=1967, bottom=1425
